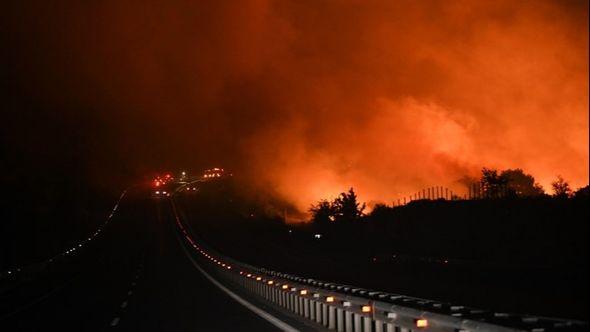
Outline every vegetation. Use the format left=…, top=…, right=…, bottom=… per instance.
left=309, top=188, right=365, bottom=224
left=310, top=168, right=587, bottom=224
left=552, top=175, right=572, bottom=198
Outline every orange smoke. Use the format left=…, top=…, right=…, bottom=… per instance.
left=238, top=0, right=589, bottom=211
left=5, top=0, right=588, bottom=212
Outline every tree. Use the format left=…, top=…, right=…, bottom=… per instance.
left=551, top=176, right=572, bottom=198
left=500, top=168, right=544, bottom=197
left=333, top=188, right=366, bottom=222
left=573, top=185, right=589, bottom=199
left=480, top=168, right=508, bottom=198
left=309, top=200, right=335, bottom=224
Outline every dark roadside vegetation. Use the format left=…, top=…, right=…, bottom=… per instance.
left=176, top=177, right=589, bottom=321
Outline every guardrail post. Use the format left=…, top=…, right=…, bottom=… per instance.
left=304, top=298, right=310, bottom=318
left=328, top=306, right=336, bottom=329
left=291, top=293, right=296, bottom=313
left=316, top=302, right=323, bottom=324
left=337, top=308, right=344, bottom=332
left=345, top=311, right=353, bottom=332
left=322, top=303, right=328, bottom=326
left=354, top=314, right=362, bottom=332
left=363, top=316, right=372, bottom=332
left=374, top=320, right=384, bottom=332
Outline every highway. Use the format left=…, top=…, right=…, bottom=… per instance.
left=1, top=184, right=587, bottom=332
left=0, top=188, right=306, bottom=331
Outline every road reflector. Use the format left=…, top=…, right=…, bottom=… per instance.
left=416, top=319, right=428, bottom=328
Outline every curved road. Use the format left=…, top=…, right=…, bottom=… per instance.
left=0, top=188, right=304, bottom=331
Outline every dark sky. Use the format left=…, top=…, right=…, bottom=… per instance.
left=2, top=0, right=588, bottom=212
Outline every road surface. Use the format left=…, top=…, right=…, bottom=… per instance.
left=0, top=188, right=305, bottom=331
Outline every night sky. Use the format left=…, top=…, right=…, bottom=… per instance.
left=2, top=0, right=588, bottom=211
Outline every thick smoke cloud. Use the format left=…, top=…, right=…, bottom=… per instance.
left=3, top=0, right=588, bottom=214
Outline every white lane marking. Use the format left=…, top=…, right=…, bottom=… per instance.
left=120, top=301, right=128, bottom=308
left=110, top=317, right=120, bottom=326
left=175, top=230, right=299, bottom=332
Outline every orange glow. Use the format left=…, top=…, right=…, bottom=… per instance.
left=326, top=296, right=335, bottom=303
left=361, top=305, right=372, bottom=313
left=13, top=1, right=586, bottom=210
left=282, top=285, right=289, bottom=290
left=299, top=290, right=308, bottom=295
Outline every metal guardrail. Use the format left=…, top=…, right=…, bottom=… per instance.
left=170, top=197, right=587, bottom=332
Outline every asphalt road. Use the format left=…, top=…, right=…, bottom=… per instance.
left=0, top=188, right=297, bottom=331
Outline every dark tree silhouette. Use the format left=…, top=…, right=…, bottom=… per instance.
left=333, top=188, right=366, bottom=222
left=480, top=168, right=508, bottom=198
left=551, top=176, right=572, bottom=198
left=309, top=200, right=335, bottom=224
left=501, top=168, right=544, bottom=197
left=573, top=185, right=589, bottom=199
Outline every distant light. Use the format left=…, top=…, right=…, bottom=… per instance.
left=247, top=274, right=252, bottom=277
left=155, top=191, right=160, bottom=194
left=314, top=234, right=322, bottom=239
left=361, top=305, right=372, bottom=313
left=416, top=319, right=428, bottom=328
left=326, top=296, right=335, bottom=303
left=256, top=277, right=262, bottom=281
left=282, top=285, right=289, bottom=289
left=300, top=289, right=308, bottom=295
left=267, top=280, right=274, bottom=285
